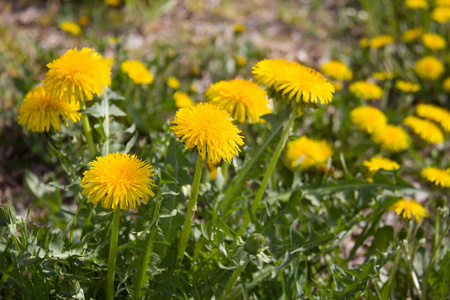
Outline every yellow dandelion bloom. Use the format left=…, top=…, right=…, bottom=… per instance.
left=207, top=163, right=218, bottom=181
left=252, top=59, right=335, bottom=104
left=432, top=7, right=450, bottom=22
left=444, top=77, right=450, bottom=92
left=390, top=198, right=429, bottom=222
left=372, top=71, right=394, bottom=81
left=283, top=136, right=333, bottom=171
left=43, top=48, right=111, bottom=103
left=105, top=0, right=122, bottom=7
left=370, top=35, right=395, bottom=48
left=372, top=125, right=410, bottom=152
left=18, top=86, right=81, bottom=133
left=413, top=56, right=445, bottom=80
left=59, top=21, right=81, bottom=36
left=167, top=76, right=180, bottom=89
left=436, top=0, right=450, bottom=5
left=320, top=61, right=353, bottom=81
left=173, top=91, right=194, bottom=108
left=349, top=81, right=383, bottom=100
left=331, top=80, right=343, bottom=92
left=406, top=0, right=429, bottom=9
left=80, top=153, right=156, bottom=210
left=416, top=104, right=450, bottom=132
left=233, top=23, right=246, bottom=33
left=350, top=106, right=387, bottom=134
left=402, top=27, right=424, bottom=43
left=360, top=38, right=370, bottom=47
left=205, top=79, right=271, bottom=124
left=121, top=60, right=154, bottom=85
left=421, top=167, right=450, bottom=187
left=395, top=80, right=421, bottom=93
left=78, top=16, right=89, bottom=27
left=235, top=56, right=247, bottom=67
left=403, top=116, right=444, bottom=143
left=363, top=157, right=400, bottom=173
left=422, top=33, right=447, bottom=51
left=171, top=103, right=244, bottom=164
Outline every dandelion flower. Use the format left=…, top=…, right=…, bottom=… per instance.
left=121, top=60, right=154, bottom=85
left=422, top=33, right=447, bottom=51
left=349, top=81, right=383, bottom=100
left=173, top=91, right=194, bottom=108
left=78, top=16, right=90, bottom=27
left=363, top=157, right=400, bottom=173
left=205, top=79, right=271, bottom=124
left=283, top=136, right=333, bottom=170
left=59, top=21, right=81, bottom=36
left=171, top=103, right=244, bottom=164
left=320, top=61, right=353, bottom=81
left=350, top=106, right=387, bottom=134
left=443, top=77, right=450, bottom=92
left=403, top=116, right=444, bottom=143
left=235, top=56, right=247, bottom=67
left=167, top=76, right=180, bottom=89
left=414, top=56, right=445, bottom=80
left=18, top=86, right=81, bottom=132
left=402, top=27, right=424, bottom=43
left=416, top=104, right=450, bottom=132
left=43, top=48, right=111, bottom=103
left=331, top=81, right=343, bottom=92
left=406, top=0, right=429, bottom=9
left=372, top=125, right=410, bottom=152
left=105, top=0, right=122, bottom=7
left=421, top=167, right=450, bottom=188
left=233, top=23, right=246, bottom=33
left=207, top=163, right=218, bottom=181
left=372, top=71, right=394, bottom=81
left=432, top=7, right=450, bottom=23
left=395, top=80, right=421, bottom=93
left=370, top=35, right=395, bottom=48
left=80, top=153, right=156, bottom=210
left=252, top=59, right=335, bottom=104
left=360, top=38, right=370, bottom=47
left=436, top=0, right=450, bottom=5
left=390, top=198, right=429, bottom=222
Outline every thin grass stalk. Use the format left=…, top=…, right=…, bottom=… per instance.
left=218, top=258, right=249, bottom=300
left=79, top=101, right=96, bottom=156
left=106, top=209, right=121, bottom=300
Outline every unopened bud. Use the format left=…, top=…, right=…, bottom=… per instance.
left=0, top=204, right=15, bottom=227
left=436, top=196, right=447, bottom=208
left=60, top=277, right=82, bottom=298
left=244, top=233, right=265, bottom=255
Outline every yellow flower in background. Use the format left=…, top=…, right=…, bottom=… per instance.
left=416, top=103, right=450, bottom=132
left=413, top=56, right=445, bottom=80
left=78, top=16, right=90, bottom=27
left=43, top=48, right=111, bottom=103
left=443, top=77, right=450, bottom=92
left=349, top=81, right=383, bottom=100
left=171, top=103, right=244, bottom=164
left=167, top=76, right=180, bottom=89
left=395, top=80, right=421, bottom=93
left=105, top=0, right=122, bottom=7
left=173, top=91, right=194, bottom=108
left=121, top=60, right=154, bottom=85
left=207, top=163, right=218, bottom=181
left=372, top=125, right=410, bottom=152
left=421, top=167, right=450, bottom=187
left=18, top=86, right=81, bottom=133
left=283, top=136, right=333, bottom=171
left=372, top=71, right=394, bottom=81
left=370, top=35, right=395, bottom=48
left=80, top=153, right=156, bottom=210
left=432, top=7, right=450, bottom=22
left=422, top=33, right=447, bottom=51
left=233, top=23, right=246, bottom=33
left=108, top=37, right=119, bottom=45
left=402, top=27, right=424, bottom=43
left=360, top=38, right=370, bottom=47
left=253, top=59, right=335, bottom=104
left=331, top=81, right=343, bottom=92
left=390, top=199, right=429, bottom=222
left=436, top=0, right=450, bottom=5
left=320, top=61, right=353, bottom=81
left=350, top=106, right=387, bottom=134
left=59, top=21, right=81, bottom=36
left=235, top=56, right=247, bottom=67
left=363, top=157, right=400, bottom=173
left=406, top=0, right=429, bottom=9
left=205, top=79, right=271, bottom=124
left=403, top=116, right=444, bottom=143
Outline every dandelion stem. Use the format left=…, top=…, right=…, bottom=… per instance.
left=218, top=257, right=249, bottom=300
left=381, top=247, right=401, bottom=300
left=80, top=101, right=96, bottom=157
left=177, top=154, right=204, bottom=263
left=106, top=209, right=121, bottom=300
left=103, top=91, right=110, bottom=156
left=132, top=228, right=157, bottom=300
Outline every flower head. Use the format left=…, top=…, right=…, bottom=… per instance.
left=252, top=59, right=335, bottom=104
left=370, top=35, right=395, bottom=48
left=390, top=198, right=429, bottom=222
left=320, top=61, right=353, bottom=81
left=43, top=48, right=111, bottom=103
left=78, top=16, right=90, bottom=26
left=121, top=60, right=154, bottom=84
left=372, top=125, right=410, bottom=152
left=372, top=71, right=394, bottom=81
left=363, top=157, right=400, bottom=173
left=18, top=86, right=81, bottom=132
left=414, top=56, right=445, bottom=80
left=80, top=153, right=156, bottom=210
left=350, top=106, right=387, bottom=134
left=402, top=27, right=424, bottom=43
left=59, top=21, right=81, bottom=36
left=235, top=56, right=247, bottom=67
left=360, top=38, right=370, bottom=47
left=173, top=91, right=194, bottom=108
left=416, top=104, right=450, bottom=132
left=444, top=77, right=450, bottom=92
left=349, top=81, right=383, bottom=100
left=422, top=33, right=447, bottom=51
left=406, top=0, right=429, bottom=9
left=432, top=7, right=450, bottom=23
left=403, top=116, right=444, bottom=144
left=395, top=80, right=421, bottom=93
left=171, top=103, right=244, bottom=164
left=283, top=136, right=333, bottom=170
left=105, top=0, right=122, bottom=7
left=421, top=167, right=450, bottom=188
left=205, top=79, right=271, bottom=124
left=167, top=76, right=180, bottom=89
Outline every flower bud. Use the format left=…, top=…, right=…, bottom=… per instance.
left=60, top=277, right=82, bottom=298
left=0, top=204, right=15, bottom=227
left=436, top=196, right=447, bottom=209
left=244, top=233, right=265, bottom=255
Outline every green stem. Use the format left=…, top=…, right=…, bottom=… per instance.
left=238, top=110, right=296, bottom=236
left=434, top=213, right=440, bottom=250
left=69, top=195, right=86, bottom=245
left=177, top=154, right=204, bottom=263
left=80, top=101, right=96, bottom=157
left=132, top=229, right=156, bottom=300
left=106, top=209, right=121, bottom=300
left=103, top=92, right=110, bottom=156
left=381, top=247, right=402, bottom=300
left=218, top=258, right=249, bottom=300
